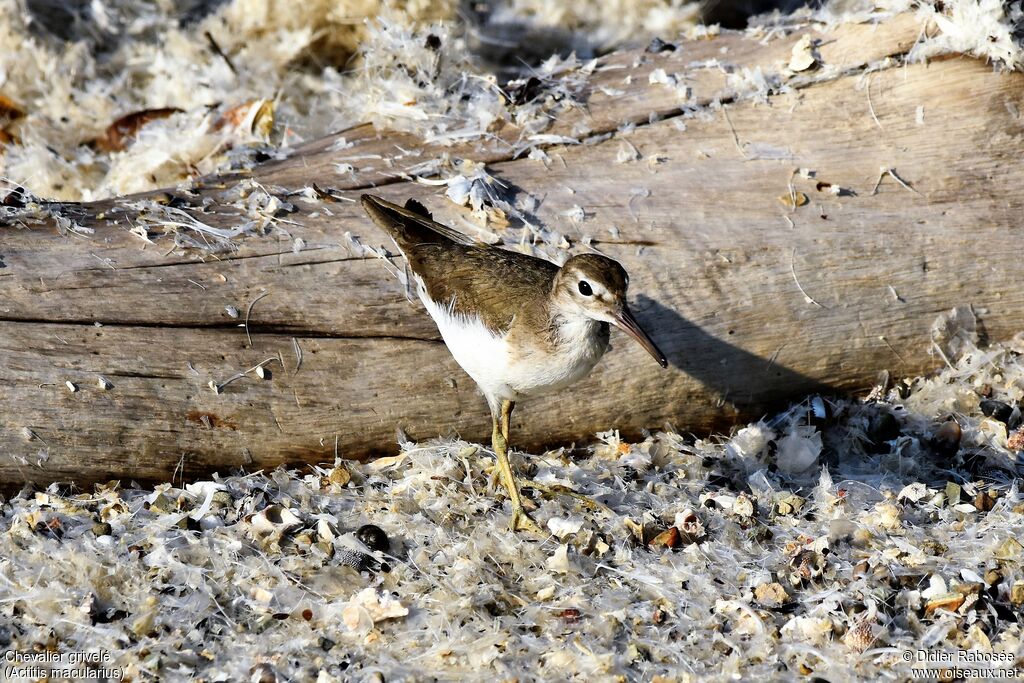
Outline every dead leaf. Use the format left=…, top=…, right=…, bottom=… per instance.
left=779, top=191, right=808, bottom=208
left=93, top=108, right=183, bottom=152
left=0, top=93, right=25, bottom=121
left=788, top=34, right=819, bottom=72
left=214, top=99, right=274, bottom=138
left=924, top=593, right=965, bottom=614
left=649, top=527, right=681, bottom=549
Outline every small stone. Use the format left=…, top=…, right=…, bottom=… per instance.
left=932, top=420, right=962, bottom=458
left=984, top=568, right=1002, bottom=586
left=776, top=493, right=804, bottom=516
left=866, top=411, right=901, bottom=452
left=210, top=491, right=233, bottom=508
left=91, top=522, right=112, bottom=537
left=732, top=494, right=754, bottom=518
left=356, top=524, right=389, bottom=552
left=1010, top=581, right=1024, bottom=606
left=97, top=376, right=113, bottom=390
left=945, top=482, right=962, bottom=508
left=754, top=582, right=789, bottom=608
left=148, top=493, right=174, bottom=514
left=995, top=537, right=1024, bottom=561
left=1007, top=429, right=1024, bottom=452
left=953, top=582, right=984, bottom=597
left=328, top=465, right=351, bottom=487
left=250, top=663, right=277, bottom=683
left=974, top=490, right=996, bottom=512
left=980, top=399, right=1013, bottom=424
left=646, top=37, right=676, bottom=53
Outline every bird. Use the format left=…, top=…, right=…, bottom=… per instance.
left=361, top=194, right=667, bottom=533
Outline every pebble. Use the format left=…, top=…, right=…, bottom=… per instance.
left=974, top=490, right=996, bottom=512
left=1011, top=581, right=1024, bottom=606
left=210, top=491, right=233, bottom=509
left=980, top=398, right=1013, bottom=424
left=91, top=522, right=112, bottom=537
left=932, top=420, right=962, bottom=458
left=250, top=663, right=277, bottom=683
left=984, top=568, right=1003, bottom=586
left=646, top=37, right=677, bottom=53
left=356, top=524, right=389, bottom=552
left=754, top=582, right=789, bottom=608
left=866, top=411, right=900, bottom=452
left=199, top=515, right=224, bottom=531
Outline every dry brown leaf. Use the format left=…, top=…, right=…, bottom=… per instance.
left=214, top=99, right=275, bottom=138
left=649, top=527, right=681, bottom=549
left=93, top=108, right=183, bottom=152
left=778, top=191, right=809, bottom=208
left=924, top=592, right=965, bottom=614
left=0, top=93, right=25, bottom=121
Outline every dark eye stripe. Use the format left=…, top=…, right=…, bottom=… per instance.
left=578, top=280, right=593, bottom=296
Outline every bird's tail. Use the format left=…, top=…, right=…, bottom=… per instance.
left=360, top=194, right=477, bottom=248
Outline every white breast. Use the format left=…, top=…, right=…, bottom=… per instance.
left=417, top=282, right=516, bottom=405
left=416, top=277, right=608, bottom=407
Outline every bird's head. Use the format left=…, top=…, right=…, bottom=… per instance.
left=553, top=253, right=667, bottom=368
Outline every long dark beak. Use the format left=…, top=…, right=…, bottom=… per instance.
left=612, top=307, right=668, bottom=368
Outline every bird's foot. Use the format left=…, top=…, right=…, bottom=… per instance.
left=509, top=505, right=546, bottom=535
left=523, top=481, right=611, bottom=515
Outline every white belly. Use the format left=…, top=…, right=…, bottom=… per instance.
left=417, top=284, right=607, bottom=406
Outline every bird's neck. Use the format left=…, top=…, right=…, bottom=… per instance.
left=547, top=303, right=607, bottom=349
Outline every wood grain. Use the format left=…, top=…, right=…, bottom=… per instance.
left=3, top=14, right=1021, bottom=488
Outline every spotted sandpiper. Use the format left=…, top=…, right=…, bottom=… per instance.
left=361, top=194, right=667, bottom=533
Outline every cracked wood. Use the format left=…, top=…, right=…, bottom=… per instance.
left=3, top=15, right=1023, bottom=488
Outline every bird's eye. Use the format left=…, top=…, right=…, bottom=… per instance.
left=578, top=280, right=593, bottom=296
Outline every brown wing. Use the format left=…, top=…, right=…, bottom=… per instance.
left=410, top=243, right=558, bottom=333
left=360, top=194, right=557, bottom=333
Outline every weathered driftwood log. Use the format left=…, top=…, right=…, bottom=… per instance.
left=2, top=14, right=1023, bottom=488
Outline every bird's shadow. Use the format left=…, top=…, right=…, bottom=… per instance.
left=635, top=294, right=838, bottom=414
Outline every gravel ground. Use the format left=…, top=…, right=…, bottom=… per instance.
left=3, top=338, right=1024, bottom=682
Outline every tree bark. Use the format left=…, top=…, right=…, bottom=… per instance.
left=2, top=14, right=1021, bottom=488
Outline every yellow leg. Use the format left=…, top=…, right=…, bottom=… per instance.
left=492, top=400, right=544, bottom=535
